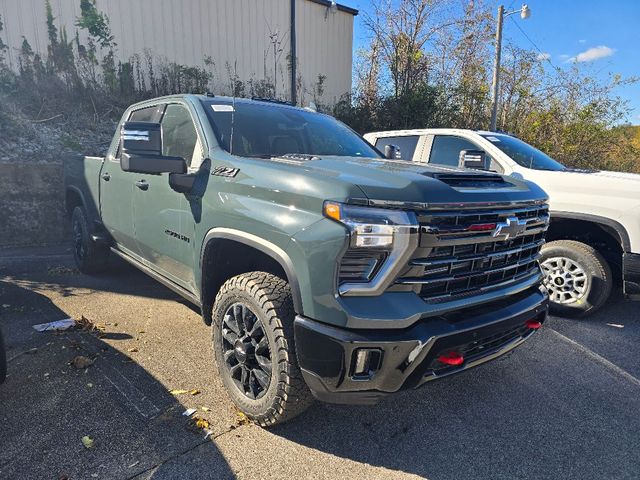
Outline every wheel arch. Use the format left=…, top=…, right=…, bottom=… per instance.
left=547, top=212, right=628, bottom=282
left=199, top=228, right=303, bottom=325
left=65, top=186, right=86, bottom=216
left=549, top=212, right=630, bottom=252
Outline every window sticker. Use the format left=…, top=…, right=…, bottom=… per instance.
left=486, top=136, right=501, bottom=142
left=211, top=104, right=234, bottom=112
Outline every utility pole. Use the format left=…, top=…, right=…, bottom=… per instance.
left=489, top=5, right=504, bottom=132
left=489, top=4, right=531, bottom=131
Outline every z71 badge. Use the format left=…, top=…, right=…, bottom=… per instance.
left=212, top=166, right=239, bottom=178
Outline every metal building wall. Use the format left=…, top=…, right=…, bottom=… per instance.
left=0, top=0, right=354, bottom=104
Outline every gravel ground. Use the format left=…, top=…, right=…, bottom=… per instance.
left=0, top=246, right=638, bottom=480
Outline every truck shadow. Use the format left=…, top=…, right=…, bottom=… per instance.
left=0, top=278, right=234, bottom=479
left=0, top=249, right=187, bottom=303
left=270, top=300, right=640, bottom=480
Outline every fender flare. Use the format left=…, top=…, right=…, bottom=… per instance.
left=199, top=227, right=304, bottom=314
left=550, top=211, right=631, bottom=252
left=65, top=185, right=88, bottom=214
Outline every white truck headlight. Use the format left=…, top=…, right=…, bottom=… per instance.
left=324, top=202, right=419, bottom=296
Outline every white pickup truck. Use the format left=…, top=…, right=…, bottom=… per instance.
left=364, top=128, right=640, bottom=317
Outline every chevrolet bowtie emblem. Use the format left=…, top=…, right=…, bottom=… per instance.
left=493, top=217, right=527, bottom=240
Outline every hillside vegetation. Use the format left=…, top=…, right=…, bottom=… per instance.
left=0, top=0, right=639, bottom=174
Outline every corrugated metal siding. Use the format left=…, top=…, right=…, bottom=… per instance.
left=0, top=0, right=354, bottom=103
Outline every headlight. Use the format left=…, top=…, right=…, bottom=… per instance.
left=324, top=202, right=419, bottom=296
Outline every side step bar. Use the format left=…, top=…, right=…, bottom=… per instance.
left=110, top=247, right=202, bottom=308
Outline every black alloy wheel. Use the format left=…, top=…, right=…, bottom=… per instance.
left=221, top=303, right=272, bottom=400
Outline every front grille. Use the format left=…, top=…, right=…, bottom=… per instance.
left=395, top=202, right=549, bottom=302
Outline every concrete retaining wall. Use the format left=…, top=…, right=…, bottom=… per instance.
left=0, top=162, right=68, bottom=247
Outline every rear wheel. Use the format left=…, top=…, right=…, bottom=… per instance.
left=540, top=240, right=612, bottom=318
left=212, top=272, right=313, bottom=427
left=71, top=206, right=110, bottom=274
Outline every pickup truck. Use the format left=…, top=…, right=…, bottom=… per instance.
left=65, top=95, right=549, bottom=426
left=365, top=128, right=640, bottom=317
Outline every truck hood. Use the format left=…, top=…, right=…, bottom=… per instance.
left=278, top=155, right=547, bottom=205
left=520, top=168, right=640, bottom=204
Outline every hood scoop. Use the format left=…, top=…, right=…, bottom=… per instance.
left=430, top=172, right=513, bottom=189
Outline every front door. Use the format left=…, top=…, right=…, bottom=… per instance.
left=100, top=105, right=164, bottom=256
left=133, top=102, right=202, bottom=289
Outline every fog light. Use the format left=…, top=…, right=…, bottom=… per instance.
left=352, top=348, right=382, bottom=379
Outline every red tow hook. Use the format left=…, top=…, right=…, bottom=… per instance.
left=438, top=351, right=464, bottom=366
left=526, top=319, right=542, bottom=330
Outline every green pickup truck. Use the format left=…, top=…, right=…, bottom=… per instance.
left=64, top=95, right=550, bottom=426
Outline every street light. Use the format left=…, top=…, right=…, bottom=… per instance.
left=489, top=4, right=531, bottom=131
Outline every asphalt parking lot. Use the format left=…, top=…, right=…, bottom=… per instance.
left=1, top=246, right=639, bottom=480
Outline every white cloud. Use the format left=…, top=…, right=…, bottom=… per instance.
left=559, top=54, right=570, bottom=60
left=536, top=52, right=551, bottom=61
left=578, top=39, right=587, bottom=44
left=570, top=45, right=615, bottom=63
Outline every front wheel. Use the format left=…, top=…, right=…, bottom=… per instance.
left=540, top=240, right=613, bottom=318
left=212, top=272, right=313, bottom=427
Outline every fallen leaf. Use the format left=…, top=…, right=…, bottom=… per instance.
left=127, top=348, right=138, bottom=353
left=189, top=389, right=200, bottom=396
left=81, top=436, right=94, bottom=448
left=87, top=383, right=94, bottom=388
left=201, top=406, right=211, bottom=412
left=72, top=356, right=94, bottom=369
left=195, top=418, right=210, bottom=429
left=169, top=389, right=189, bottom=395
left=235, top=411, right=250, bottom=426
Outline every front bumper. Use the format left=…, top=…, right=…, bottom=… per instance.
left=623, top=252, right=640, bottom=298
left=294, top=286, right=548, bottom=405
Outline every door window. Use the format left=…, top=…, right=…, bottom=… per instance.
left=429, top=135, right=503, bottom=172
left=161, top=104, right=199, bottom=166
left=429, top=135, right=477, bottom=167
left=129, top=105, right=162, bottom=122
left=374, top=135, right=419, bottom=160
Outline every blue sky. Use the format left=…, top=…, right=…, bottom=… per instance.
left=347, top=0, right=640, bottom=125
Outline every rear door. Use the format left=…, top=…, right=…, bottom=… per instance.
left=133, top=102, right=203, bottom=288
left=373, top=134, right=424, bottom=161
left=425, top=134, right=504, bottom=173
left=100, top=105, right=163, bottom=255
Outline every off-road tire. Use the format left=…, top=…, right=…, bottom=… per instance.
left=71, top=206, right=109, bottom=274
left=212, top=272, right=313, bottom=427
left=540, top=240, right=612, bottom=318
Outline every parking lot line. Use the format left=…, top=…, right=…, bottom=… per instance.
left=548, top=327, right=640, bottom=388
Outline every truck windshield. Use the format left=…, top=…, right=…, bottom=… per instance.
left=481, top=134, right=566, bottom=171
left=202, top=100, right=381, bottom=159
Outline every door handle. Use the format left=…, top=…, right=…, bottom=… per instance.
left=135, top=180, right=149, bottom=191
left=101, top=173, right=110, bottom=181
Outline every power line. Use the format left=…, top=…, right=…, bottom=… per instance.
left=508, top=15, right=558, bottom=70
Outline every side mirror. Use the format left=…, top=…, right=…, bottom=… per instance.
left=121, top=121, right=162, bottom=156
left=459, top=149, right=489, bottom=170
left=120, top=121, right=187, bottom=174
left=384, top=144, right=402, bottom=160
